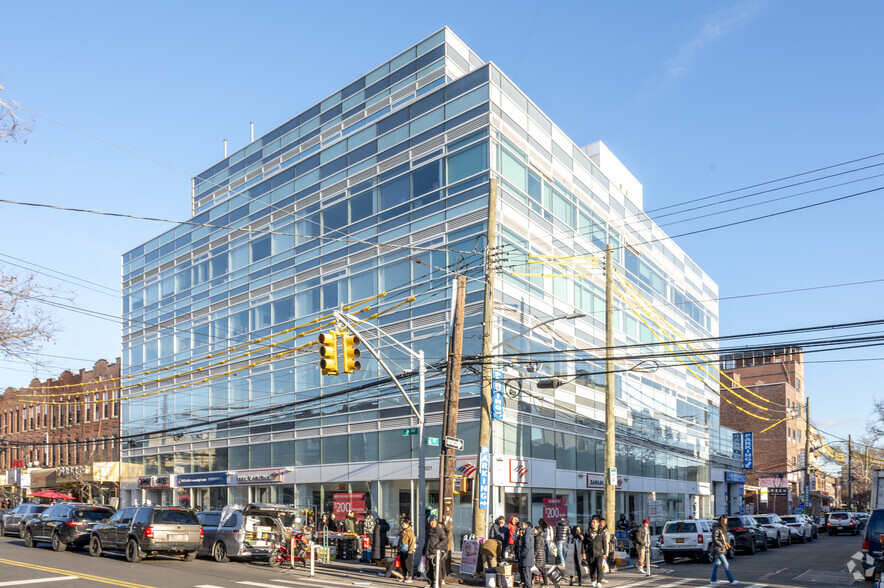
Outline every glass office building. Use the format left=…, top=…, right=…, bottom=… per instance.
left=120, top=28, right=742, bottom=543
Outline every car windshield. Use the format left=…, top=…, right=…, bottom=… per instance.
left=199, top=513, right=222, bottom=526
left=727, top=518, right=744, bottom=527
left=153, top=509, right=199, bottom=525
left=781, top=516, right=796, bottom=523
left=664, top=522, right=696, bottom=533
left=73, top=509, right=112, bottom=521
left=755, top=516, right=770, bottom=524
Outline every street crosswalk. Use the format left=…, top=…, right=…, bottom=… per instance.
left=195, top=578, right=774, bottom=588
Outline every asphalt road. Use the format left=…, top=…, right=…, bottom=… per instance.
left=0, top=531, right=871, bottom=588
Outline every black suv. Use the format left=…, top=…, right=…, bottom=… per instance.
left=727, top=515, right=768, bottom=554
left=24, top=503, right=115, bottom=551
left=89, top=506, right=202, bottom=562
left=0, top=503, right=48, bottom=536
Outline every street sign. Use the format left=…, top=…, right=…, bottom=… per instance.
left=608, top=467, right=618, bottom=486
left=742, top=432, right=754, bottom=469
left=426, top=437, right=440, bottom=446
left=402, top=428, right=418, bottom=436
left=648, top=499, right=663, bottom=522
left=491, top=391, right=504, bottom=420
left=478, top=446, right=491, bottom=509
left=445, top=436, right=464, bottom=450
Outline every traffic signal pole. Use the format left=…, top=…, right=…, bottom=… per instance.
left=440, top=275, right=466, bottom=547
left=604, top=243, right=616, bottom=528
left=333, top=311, right=428, bottom=550
left=803, top=398, right=811, bottom=514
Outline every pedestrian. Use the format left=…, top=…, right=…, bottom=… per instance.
left=599, top=518, right=614, bottom=576
left=584, top=519, right=607, bottom=588
left=567, top=526, right=584, bottom=586
left=342, top=511, right=358, bottom=559
left=516, top=521, right=535, bottom=588
left=507, top=516, right=520, bottom=559
left=490, top=515, right=510, bottom=545
left=478, top=537, right=502, bottom=575
left=555, top=517, right=570, bottom=566
left=634, top=519, right=651, bottom=575
left=319, top=513, right=335, bottom=533
left=372, top=515, right=390, bottom=563
left=534, top=523, right=550, bottom=586
left=423, top=516, right=449, bottom=588
left=617, top=515, right=629, bottom=532
left=710, top=515, right=738, bottom=585
left=399, top=519, right=416, bottom=583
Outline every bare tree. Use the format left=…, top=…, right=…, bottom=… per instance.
left=0, top=84, right=33, bottom=142
left=0, top=269, right=61, bottom=360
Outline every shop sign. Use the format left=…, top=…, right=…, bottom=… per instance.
left=477, top=446, right=491, bottom=509
left=92, top=462, right=120, bottom=483
left=509, top=459, right=528, bottom=484
left=454, top=457, right=477, bottom=479
left=11, top=459, right=24, bottom=468
left=585, top=473, right=623, bottom=489
left=176, top=472, right=228, bottom=487
left=768, top=487, right=787, bottom=496
left=697, top=482, right=712, bottom=495
left=332, top=492, right=366, bottom=515
left=542, top=497, right=568, bottom=524
left=20, top=472, right=31, bottom=489
left=742, top=432, right=753, bottom=469
left=234, top=468, right=284, bottom=485
left=758, top=477, right=788, bottom=488
left=725, top=471, right=746, bottom=483
left=648, top=499, right=664, bottom=522
left=460, top=538, right=480, bottom=575
left=137, top=475, right=170, bottom=488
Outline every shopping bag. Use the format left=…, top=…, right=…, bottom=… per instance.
left=563, top=544, right=576, bottom=577
left=549, top=543, right=558, bottom=558
left=601, top=559, right=609, bottom=573
left=395, top=554, right=401, bottom=568
left=417, top=555, right=427, bottom=574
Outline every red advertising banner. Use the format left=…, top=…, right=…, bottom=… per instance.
left=542, top=497, right=568, bottom=524
left=332, top=492, right=366, bottom=516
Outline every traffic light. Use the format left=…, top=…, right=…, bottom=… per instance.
left=341, top=333, right=362, bottom=374
left=318, top=331, right=338, bottom=375
left=454, top=476, right=473, bottom=494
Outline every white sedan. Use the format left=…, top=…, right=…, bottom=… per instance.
left=752, top=514, right=792, bottom=547
left=780, top=515, right=814, bottom=543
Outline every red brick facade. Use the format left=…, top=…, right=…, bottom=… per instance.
left=720, top=347, right=808, bottom=515
left=0, top=358, right=121, bottom=470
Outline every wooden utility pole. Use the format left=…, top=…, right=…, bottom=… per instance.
left=440, top=274, right=466, bottom=546
left=472, top=178, right=497, bottom=538
left=803, top=398, right=811, bottom=514
left=849, top=434, right=853, bottom=510
left=604, top=243, right=616, bottom=525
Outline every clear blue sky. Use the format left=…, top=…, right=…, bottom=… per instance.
left=1, top=1, right=882, bottom=452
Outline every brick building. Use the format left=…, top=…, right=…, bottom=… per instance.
left=0, top=358, right=121, bottom=502
left=719, top=346, right=812, bottom=515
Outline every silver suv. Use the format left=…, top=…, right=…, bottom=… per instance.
left=826, top=511, right=859, bottom=535
left=89, top=506, right=203, bottom=562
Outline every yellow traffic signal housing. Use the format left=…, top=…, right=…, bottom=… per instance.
left=318, top=331, right=339, bottom=375
left=341, top=333, right=362, bottom=374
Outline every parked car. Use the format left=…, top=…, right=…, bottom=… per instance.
left=855, top=512, right=870, bottom=531
left=197, top=503, right=297, bottom=563
left=659, top=519, right=735, bottom=564
left=780, top=515, right=814, bottom=543
left=827, top=511, right=860, bottom=535
left=860, top=508, right=884, bottom=582
left=752, top=514, right=791, bottom=547
left=726, top=515, right=768, bottom=554
left=89, top=505, right=202, bottom=562
left=0, top=503, right=48, bottom=536
left=23, top=503, right=115, bottom=551
left=803, top=514, right=821, bottom=539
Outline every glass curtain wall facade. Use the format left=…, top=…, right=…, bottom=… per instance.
left=119, top=28, right=740, bottom=543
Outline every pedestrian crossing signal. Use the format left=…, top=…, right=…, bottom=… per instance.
left=342, top=334, right=362, bottom=374
left=318, top=331, right=338, bottom=375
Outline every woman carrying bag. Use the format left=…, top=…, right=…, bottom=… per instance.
left=398, top=520, right=416, bottom=583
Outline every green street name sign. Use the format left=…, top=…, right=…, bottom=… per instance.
left=426, top=437, right=440, bottom=446
left=402, top=428, right=419, bottom=436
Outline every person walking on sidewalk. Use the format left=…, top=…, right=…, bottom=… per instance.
left=399, top=520, right=416, bottom=584
left=534, top=523, right=550, bottom=586
left=516, top=521, right=535, bottom=588
left=584, top=518, right=607, bottom=588
left=710, top=515, right=739, bottom=585
left=423, top=516, right=449, bottom=588
left=566, top=526, right=584, bottom=586
left=634, top=519, right=651, bottom=575
left=555, top=517, right=570, bottom=566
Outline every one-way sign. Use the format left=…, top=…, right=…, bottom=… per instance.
left=445, top=436, right=464, bottom=450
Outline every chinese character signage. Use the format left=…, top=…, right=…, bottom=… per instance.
left=742, top=432, right=753, bottom=469
left=478, top=446, right=491, bottom=509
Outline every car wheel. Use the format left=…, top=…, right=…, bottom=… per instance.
left=787, top=532, right=792, bottom=545
left=51, top=532, right=67, bottom=552
left=20, top=524, right=27, bottom=537
left=760, top=535, right=769, bottom=551
left=727, top=546, right=736, bottom=559
left=125, top=539, right=143, bottom=563
left=213, top=541, right=229, bottom=563
left=89, top=536, right=102, bottom=557
left=183, top=551, right=197, bottom=562
left=268, top=548, right=282, bottom=568
left=703, top=547, right=715, bottom=564
left=663, top=553, right=675, bottom=564
left=24, top=529, right=35, bottom=548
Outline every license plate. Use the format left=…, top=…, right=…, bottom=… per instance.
left=169, top=534, right=186, bottom=541
left=675, top=538, right=684, bottom=543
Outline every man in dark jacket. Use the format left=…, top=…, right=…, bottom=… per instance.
left=490, top=516, right=510, bottom=545
left=634, top=519, right=650, bottom=575
left=516, top=522, right=535, bottom=588
left=424, top=516, right=449, bottom=588
left=554, top=518, right=570, bottom=565
left=583, top=518, right=607, bottom=588
left=371, top=517, right=390, bottom=562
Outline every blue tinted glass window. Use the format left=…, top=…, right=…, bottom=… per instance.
left=412, top=160, right=442, bottom=197
left=251, top=235, right=272, bottom=262
left=295, top=154, right=320, bottom=177
left=379, top=175, right=410, bottom=209
left=323, top=200, right=348, bottom=232
left=273, top=297, right=295, bottom=324
left=378, top=107, right=410, bottom=135
left=447, top=142, right=488, bottom=184
left=350, top=190, right=375, bottom=223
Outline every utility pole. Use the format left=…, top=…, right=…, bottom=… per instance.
left=849, top=434, right=853, bottom=511
left=440, top=275, right=466, bottom=546
left=803, top=398, right=810, bottom=515
left=604, top=243, right=616, bottom=525
left=864, top=446, right=870, bottom=511
left=472, top=178, right=498, bottom=538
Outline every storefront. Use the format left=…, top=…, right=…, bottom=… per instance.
left=711, top=470, right=746, bottom=516
left=231, top=468, right=294, bottom=505
left=175, top=472, right=230, bottom=510
left=136, top=474, right=173, bottom=505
